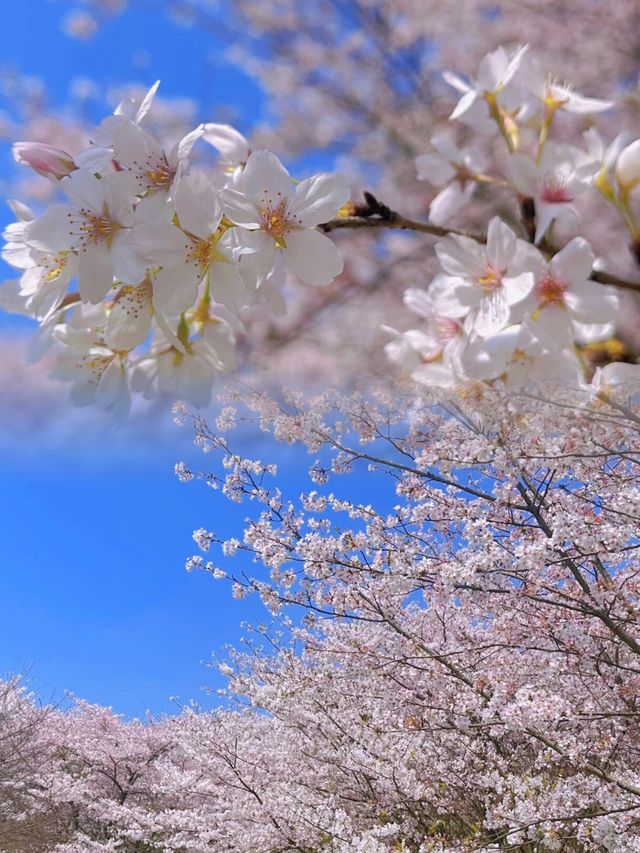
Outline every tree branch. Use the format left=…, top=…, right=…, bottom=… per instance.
left=322, top=194, right=640, bottom=295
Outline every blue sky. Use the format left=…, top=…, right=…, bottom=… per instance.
left=0, top=1, right=320, bottom=717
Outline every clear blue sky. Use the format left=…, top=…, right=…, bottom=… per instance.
left=0, top=1, right=340, bottom=717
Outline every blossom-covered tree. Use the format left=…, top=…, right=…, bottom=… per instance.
left=3, top=376, right=640, bottom=850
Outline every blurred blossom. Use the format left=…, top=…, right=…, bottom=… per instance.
left=61, top=11, right=99, bottom=40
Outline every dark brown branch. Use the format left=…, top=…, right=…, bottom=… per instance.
left=322, top=194, right=640, bottom=295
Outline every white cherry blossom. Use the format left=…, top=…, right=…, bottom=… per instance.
left=22, top=170, right=147, bottom=304
left=2, top=201, right=77, bottom=319
left=524, top=59, right=613, bottom=114
left=509, top=143, right=596, bottom=243
left=50, top=304, right=131, bottom=417
left=148, top=171, right=247, bottom=315
left=525, top=237, right=618, bottom=348
left=131, top=321, right=237, bottom=408
left=443, top=44, right=529, bottom=121
left=415, top=136, right=485, bottom=225
left=589, top=361, right=640, bottom=400
left=431, top=217, right=535, bottom=336
left=221, top=150, right=350, bottom=287
left=461, top=321, right=581, bottom=385
left=111, top=120, right=203, bottom=197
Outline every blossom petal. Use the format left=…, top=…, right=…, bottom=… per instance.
left=220, top=189, right=262, bottom=228
left=78, top=244, right=114, bottom=304
left=23, top=206, right=77, bottom=253
left=550, top=237, right=594, bottom=287
left=503, top=272, right=535, bottom=305
left=462, top=325, right=520, bottom=379
left=450, top=89, right=477, bottom=120
left=284, top=228, right=343, bottom=286
left=104, top=281, right=153, bottom=350
left=486, top=217, right=516, bottom=268
left=174, top=172, right=222, bottom=238
left=288, top=173, right=351, bottom=227
left=203, top=123, right=250, bottom=164
left=415, top=153, right=455, bottom=185
left=152, top=263, right=202, bottom=315
left=243, top=150, right=292, bottom=201
left=403, top=288, right=434, bottom=319
left=531, top=305, right=574, bottom=349
left=435, top=234, right=484, bottom=278
left=207, top=262, right=247, bottom=313
left=564, top=281, right=618, bottom=323
left=428, top=183, right=474, bottom=226
left=474, top=289, right=510, bottom=336
left=61, top=170, right=105, bottom=213
left=508, top=153, right=537, bottom=196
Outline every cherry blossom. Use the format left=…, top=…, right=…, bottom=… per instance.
left=110, top=118, right=203, bottom=197
left=415, top=135, right=486, bottom=225
left=524, top=58, right=614, bottom=114
left=140, top=171, right=247, bottom=315
left=1, top=16, right=636, bottom=851
left=221, top=150, right=350, bottom=287
left=443, top=44, right=529, bottom=122
left=4, top=377, right=640, bottom=850
left=431, top=217, right=535, bottom=336
left=131, top=320, right=237, bottom=408
left=203, top=122, right=251, bottom=170
left=461, top=320, right=580, bottom=384
left=22, top=170, right=146, bottom=304
left=526, top=237, right=618, bottom=348
left=509, top=143, right=596, bottom=243
left=2, top=200, right=78, bottom=319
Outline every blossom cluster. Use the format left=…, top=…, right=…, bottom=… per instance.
left=1, top=84, right=350, bottom=415
left=387, top=45, right=640, bottom=398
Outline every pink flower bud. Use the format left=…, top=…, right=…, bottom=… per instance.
left=12, top=141, right=76, bottom=179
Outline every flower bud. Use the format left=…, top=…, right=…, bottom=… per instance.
left=12, top=141, right=76, bottom=180
left=615, top=139, right=640, bottom=190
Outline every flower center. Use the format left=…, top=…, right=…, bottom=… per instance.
left=187, top=235, right=225, bottom=271
left=512, top=348, right=533, bottom=365
left=77, top=353, right=114, bottom=386
left=43, top=252, right=69, bottom=282
left=258, top=198, right=291, bottom=246
left=454, top=163, right=475, bottom=189
left=538, top=273, right=566, bottom=305
left=478, top=262, right=505, bottom=290
left=74, top=208, right=121, bottom=248
left=540, top=175, right=572, bottom=204
left=144, top=154, right=175, bottom=190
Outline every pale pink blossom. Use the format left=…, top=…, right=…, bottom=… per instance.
left=221, top=150, right=350, bottom=287
left=509, top=143, right=596, bottom=243
left=431, top=217, right=535, bottom=336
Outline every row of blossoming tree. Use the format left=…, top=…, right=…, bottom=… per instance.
left=3, top=26, right=640, bottom=853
